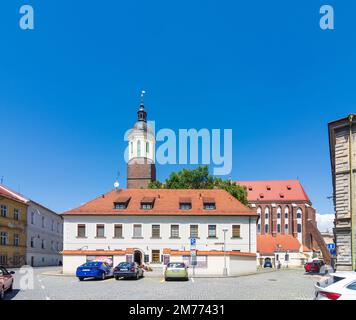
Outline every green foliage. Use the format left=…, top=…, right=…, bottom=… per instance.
left=147, top=165, right=248, bottom=205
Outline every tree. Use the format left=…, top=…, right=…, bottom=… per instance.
left=148, top=165, right=248, bottom=205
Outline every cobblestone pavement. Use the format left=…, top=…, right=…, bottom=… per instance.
left=4, top=267, right=322, bottom=300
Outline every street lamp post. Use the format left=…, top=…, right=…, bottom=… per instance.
left=223, top=228, right=228, bottom=276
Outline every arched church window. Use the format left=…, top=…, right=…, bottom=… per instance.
left=131, top=142, right=133, bottom=154
left=277, top=206, right=281, bottom=219
left=137, top=140, right=141, bottom=157
left=284, top=206, right=289, bottom=219
left=146, top=142, right=149, bottom=154
left=264, top=207, right=269, bottom=220
left=297, top=208, right=302, bottom=219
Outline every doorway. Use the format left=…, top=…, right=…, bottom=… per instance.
left=134, top=250, right=142, bottom=265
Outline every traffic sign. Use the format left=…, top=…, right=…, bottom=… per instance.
left=327, top=243, right=336, bottom=250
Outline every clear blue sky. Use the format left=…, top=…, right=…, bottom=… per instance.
left=1, top=1, right=355, bottom=214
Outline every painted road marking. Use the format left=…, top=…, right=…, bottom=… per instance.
left=191, top=278, right=194, bottom=283
left=160, top=279, right=165, bottom=283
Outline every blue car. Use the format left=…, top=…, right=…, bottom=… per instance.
left=76, top=261, right=113, bottom=281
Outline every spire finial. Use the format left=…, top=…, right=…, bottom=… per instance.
left=140, top=90, right=146, bottom=106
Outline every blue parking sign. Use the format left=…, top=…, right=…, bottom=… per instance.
left=327, top=243, right=336, bottom=250
left=190, top=238, right=196, bottom=246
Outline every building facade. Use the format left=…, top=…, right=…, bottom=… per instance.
left=237, top=180, right=330, bottom=267
left=0, top=185, right=63, bottom=267
left=0, top=186, right=28, bottom=267
left=62, top=189, right=258, bottom=276
left=329, top=114, right=356, bottom=271
left=27, top=201, right=63, bottom=267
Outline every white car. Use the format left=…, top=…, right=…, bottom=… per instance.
left=314, top=272, right=356, bottom=300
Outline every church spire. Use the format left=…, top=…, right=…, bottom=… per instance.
left=137, top=90, right=147, bottom=122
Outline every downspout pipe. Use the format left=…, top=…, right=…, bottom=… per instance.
left=349, top=114, right=355, bottom=270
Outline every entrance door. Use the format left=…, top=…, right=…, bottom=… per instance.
left=134, top=250, right=142, bottom=265
left=31, top=256, right=34, bottom=267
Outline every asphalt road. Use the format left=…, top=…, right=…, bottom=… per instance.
left=4, top=267, right=321, bottom=300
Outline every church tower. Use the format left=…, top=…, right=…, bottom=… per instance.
left=127, top=92, right=156, bottom=188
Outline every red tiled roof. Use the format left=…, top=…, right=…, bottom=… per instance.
left=236, top=180, right=310, bottom=202
left=62, top=189, right=256, bottom=216
left=0, top=185, right=28, bottom=204
left=257, top=234, right=302, bottom=255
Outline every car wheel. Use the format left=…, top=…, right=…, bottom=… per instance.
left=8, top=281, right=13, bottom=292
left=78, top=277, right=84, bottom=281
left=165, top=278, right=169, bottom=281
left=115, top=276, right=119, bottom=280
left=0, top=287, right=4, bottom=300
left=101, top=272, right=106, bottom=280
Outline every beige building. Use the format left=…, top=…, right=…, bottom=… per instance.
left=328, top=114, right=356, bottom=271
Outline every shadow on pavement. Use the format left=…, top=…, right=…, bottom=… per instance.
left=4, top=289, right=20, bottom=300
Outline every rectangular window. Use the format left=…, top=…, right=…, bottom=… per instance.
left=190, top=225, right=199, bottom=238
left=133, top=224, right=142, bottom=238
left=180, top=203, right=192, bottom=210
left=151, top=250, right=160, bottom=263
left=277, top=224, right=281, bottom=233
left=203, top=203, right=216, bottom=210
left=170, top=225, right=179, bottom=238
left=208, top=225, right=217, bottom=238
left=232, top=225, right=241, bottom=238
left=141, top=203, right=153, bottom=210
left=257, top=224, right=261, bottom=233
left=285, top=224, right=289, bottom=233
left=114, top=203, right=127, bottom=209
left=77, top=224, right=86, bottom=238
left=151, top=225, right=160, bottom=238
left=14, top=208, right=20, bottom=220
left=96, top=224, right=105, bottom=238
left=0, top=232, right=8, bottom=245
left=42, top=217, right=45, bottom=228
left=51, top=220, right=54, bottom=231
left=1, top=205, right=7, bottom=217
left=0, top=255, right=7, bottom=265
left=41, top=240, right=45, bottom=249
left=297, top=224, right=302, bottom=233
left=31, top=212, right=35, bottom=224
left=114, top=224, right=123, bottom=238
left=14, top=234, right=19, bottom=246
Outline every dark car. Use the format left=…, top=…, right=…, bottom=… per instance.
left=114, top=262, right=144, bottom=280
left=0, top=266, right=15, bottom=300
left=263, top=260, right=273, bottom=268
left=305, top=260, right=325, bottom=273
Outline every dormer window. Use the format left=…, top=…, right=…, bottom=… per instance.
left=287, top=185, right=292, bottom=190
left=266, top=185, right=271, bottom=190
left=248, top=186, right=253, bottom=191
left=114, top=197, right=131, bottom=209
left=179, top=198, right=192, bottom=210
left=140, top=197, right=155, bottom=210
left=259, top=193, right=264, bottom=199
left=180, top=203, right=192, bottom=210
left=279, top=193, right=284, bottom=198
left=202, top=197, right=216, bottom=210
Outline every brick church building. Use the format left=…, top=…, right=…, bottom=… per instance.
left=237, top=180, right=331, bottom=267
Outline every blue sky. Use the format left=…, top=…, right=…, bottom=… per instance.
left=0, top=1, right=355, bottom=214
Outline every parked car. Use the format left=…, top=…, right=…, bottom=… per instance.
left=0, top=266, right=15, bottom=300
left=314, top=272, right=356, bottom=300
left=165, top=262, right=189, bottom=281
left=305, top=260, right=325, bottom=273
left=114, top=262, right=144, bottom=280
left=76, top=261, right=113, bottom=281
left=263, top=260, right=273, bottom=268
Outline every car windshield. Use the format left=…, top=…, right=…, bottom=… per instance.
left=167, top=263, right=185, bottom=268
left=82, top=262, right=101, bottom=267
left=117, top=262, right=133, bottom=268
left=317, top=275, right=345, bottom=288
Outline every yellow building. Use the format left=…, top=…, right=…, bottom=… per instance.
left=0, top=187, right=28, bottom=267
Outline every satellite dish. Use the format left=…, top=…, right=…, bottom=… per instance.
left=114, top=180, right=119, bottom=188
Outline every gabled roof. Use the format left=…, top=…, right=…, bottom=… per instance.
left=236, top=180, right=310, bottom=202
left=63, top=189, right=256, bottom=216
left=0, top=185, right=28, bottom=204
left=257, top=234, right=302, bottom=255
